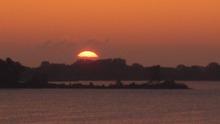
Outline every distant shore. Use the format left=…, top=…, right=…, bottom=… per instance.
left=1, top=80, right=190, bottom=89
left=1, top=58, right=192, bottom=89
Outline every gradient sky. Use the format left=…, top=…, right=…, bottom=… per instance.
left=0, top=0, right=220, bottom=67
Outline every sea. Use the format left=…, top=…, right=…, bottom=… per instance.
left=0, top=81, right=220, bottom=124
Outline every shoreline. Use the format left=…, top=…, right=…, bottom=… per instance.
left=0, top=80, right=190, bottom=89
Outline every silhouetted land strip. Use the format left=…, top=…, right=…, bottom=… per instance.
left=0, top=57, right=189, bottom=89
left=21, top=58, right=220, bottom=81
left=59, top=80, right=189, bottom=89
left=6, top=80, right=189, bottom=89
left=1, top=57, right=216, bottom=89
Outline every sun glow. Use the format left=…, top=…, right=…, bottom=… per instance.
left=77, top=51, right=99, bottom=60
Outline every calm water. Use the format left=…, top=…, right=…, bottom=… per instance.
left=0, top=82, right=220, bottom=124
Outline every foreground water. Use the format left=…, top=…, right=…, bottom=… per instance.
left=0, top=82, right=220, bottom=124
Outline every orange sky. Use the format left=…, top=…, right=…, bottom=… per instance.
left=0, top=0, right=220, bottom=67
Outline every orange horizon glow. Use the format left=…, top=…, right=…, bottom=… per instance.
left=1, top=0, right=220, bottom=67
left=77, top=51, right=99, bottom=59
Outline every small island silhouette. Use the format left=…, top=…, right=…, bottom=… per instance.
left=5, top=57, right=220, bottom=89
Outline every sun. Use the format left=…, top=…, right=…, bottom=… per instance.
left=77, top=51, right=99, bottom=60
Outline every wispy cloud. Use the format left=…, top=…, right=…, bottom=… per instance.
left=83, top=37, right=110, bottom=46
left=39, top=40, right=75, bottom=49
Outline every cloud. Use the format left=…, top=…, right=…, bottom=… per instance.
left=39, top=40, right=75, bottom=49
left=84, top=37, right=110, bottom=46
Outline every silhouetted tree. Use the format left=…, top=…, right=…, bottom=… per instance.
left=88, top=82, right=94, bottom=88
left=40, top=61, right=50, bottom=67
left=18, top=58, right=220, bottom=81
left=206, top=62, right=220, bottom=80
left=0, top=58, right=25, bottom=88
left=27, top=72, right=48, bottom=87
left=148, top=65, right=161, bottom=83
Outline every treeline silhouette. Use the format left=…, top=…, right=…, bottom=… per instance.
left=0, top=57, right=219, bottom=88
left=47, top=80, right=189, bottom=89
left=0, top=57, right=189, bottom=89
left=0, top=58, right=49, bottom=88
left=0, top=58, right=25, bottom=88
left=21, top=58, right=220, bottom=81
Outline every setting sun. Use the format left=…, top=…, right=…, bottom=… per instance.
left=77, top=51, right=99, bottom=60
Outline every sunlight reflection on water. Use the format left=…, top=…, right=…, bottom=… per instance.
left=0, top=82, right=220, bottom=124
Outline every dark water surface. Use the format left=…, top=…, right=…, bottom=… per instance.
left=0, top=82, right=220, bottom=124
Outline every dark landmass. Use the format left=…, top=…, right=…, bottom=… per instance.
left=21, top=58, right=220, bottom=81
left=3, top=80, right=190, bottom=89
left=49, top=80, right=189, bottom=89
left=1, top=57, right=220, bottom=89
